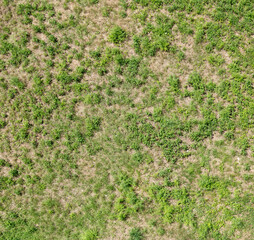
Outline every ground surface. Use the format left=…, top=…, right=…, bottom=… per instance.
left=0, top=0, right=254, bottom=239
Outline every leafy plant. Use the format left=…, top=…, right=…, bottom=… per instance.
left=129, top=227, right=143, bottom=240
left=80, top=229, right=98, bottom=240
left=108, top=26, right=127, bottom=44
left=11, top=77, right=25, bottom=90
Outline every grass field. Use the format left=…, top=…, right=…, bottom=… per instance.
left=0, top=0, right=254, bottom=239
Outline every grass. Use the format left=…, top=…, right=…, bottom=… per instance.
left=0, top=0, right=254, bottom=239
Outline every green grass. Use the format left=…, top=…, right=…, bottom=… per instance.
left=0, top=0, right=254, bottom=239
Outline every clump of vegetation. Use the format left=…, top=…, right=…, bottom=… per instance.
left=129, top=227, right=144, bottom=240
left=80, top=229, right=98, bottom=240
left=108, top=26, right=127, bottom=44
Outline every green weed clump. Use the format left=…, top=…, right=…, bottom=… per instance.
left=113, top=173, right=144, bottom=220
left=0, top=120, right=7, bottom=128
left=11, top=77, right=25, bottom=90
left=86, top=0, right=99, bottom=5
left=108, top=26, right=127, bottom=44
left=80, top=229, right=98, bottom=240
left=129, top=227, right=144, bottom=240
left=188, top=72, right=205, bottom=91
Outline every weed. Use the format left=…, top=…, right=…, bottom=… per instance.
left=188, top=72, right=205, bottom=91
left=129, top=227, right=144, bottom=240
left=0, top=120, right=7, bottom=128
left=10, top=77, right=25, bottom=90
left=86, top=0, right=99, bottom=5
left=108, top=26, right=127, bottom=44
left=80, top=229, right=98, bottom=240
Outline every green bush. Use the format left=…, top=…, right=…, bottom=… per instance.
left=84, top=93, right=102, bottom=105
left=56, top=71, right=73, bottom=84
left=195, top=27, right=205, bottom=44
left=199, top=175, right=218, bottom=191
left=131, top=152, right=144, bottom=164
left=129, top=227, right=143, bottom=240
left=0, top=159, right=11, bottom=167
left=11, top=77, right=25, bottom=90
left=0, top=120, right=7, bottom=128
left=168, top=75, right=180, bottom=93
left=208, top=54, right=225, bottom=67
left=80, top=229, right=98, bottom=240
left=108, top=26, right=127, bottom=44
left=86, top=0, right=99, bottom=5
left=85, top=117, right=101, bottom=137
left=188, top=72, right=205, bottom=91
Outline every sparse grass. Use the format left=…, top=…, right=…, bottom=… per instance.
left=0, top=0, right=254, bottom=239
